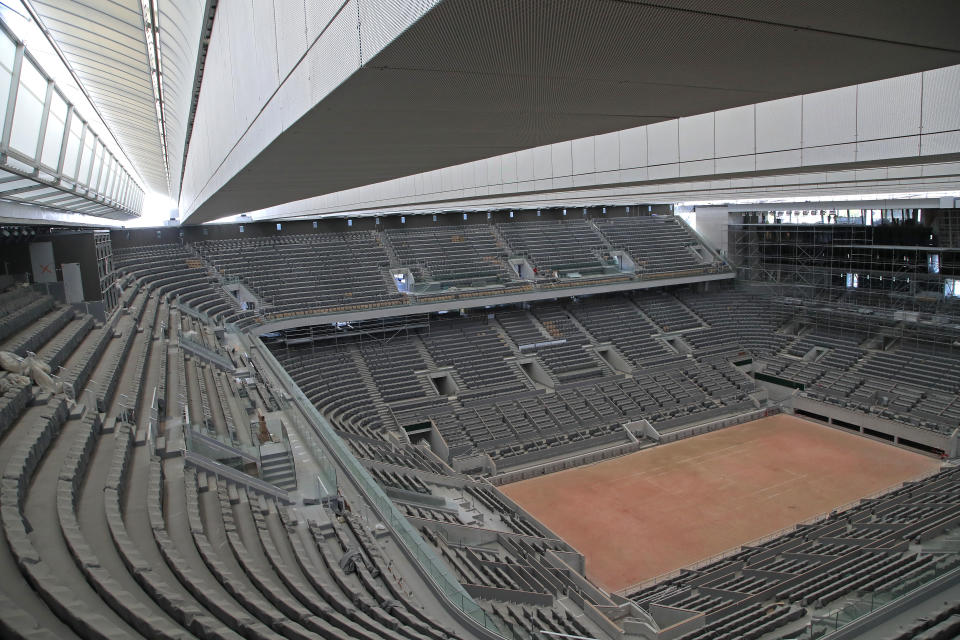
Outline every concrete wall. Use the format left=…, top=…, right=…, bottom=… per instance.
left=790, top=396, right=956, bottom=457
left=250, top=65, right=960, bottom=220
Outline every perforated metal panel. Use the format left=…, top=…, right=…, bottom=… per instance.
left=679, top=112, right=714, bottom=162
left=619, top=126, right=647, bottom=169
left=648, top=120, right=679, bottom=166
left=551, top=141, right=573, bottom=177
left=756, top=96, right=801, bottom=153
left=921, top=66, right=960, bottom=134
left=179, top=0, right=960, bottom=220
left=857, top=74, right=922, bottom=140
left=714, top=104, right=754, bottom=158
left=594, top=131, right=619, bottom=173
left=802, top=85, right=857, bottom=147
left=571, top=137, right=595, bottom=175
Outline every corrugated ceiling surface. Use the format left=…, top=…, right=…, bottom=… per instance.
left=155, top=0, right=204, bottom=200
left=28, top=0, right=169, bottom=193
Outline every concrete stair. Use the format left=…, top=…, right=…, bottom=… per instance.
left=259, top=447, right=297, bottom=490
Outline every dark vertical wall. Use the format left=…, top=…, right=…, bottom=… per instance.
left=49, top=232, right=100, bottom=302
left=0, top=230, right=101, bottom=301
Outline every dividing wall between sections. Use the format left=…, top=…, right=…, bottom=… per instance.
left=790, top=396, right=958, bottom=458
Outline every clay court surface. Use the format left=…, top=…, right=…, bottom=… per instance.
left=501, top=415, right=941, bottom=592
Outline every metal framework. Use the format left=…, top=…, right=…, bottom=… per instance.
left=266, top=313, right=433, bottom=355
left=94, top=230, right=118, bottom=313
left=730, top=210, right=960, bottom=352
left=0, top=18, right=143, bottom=218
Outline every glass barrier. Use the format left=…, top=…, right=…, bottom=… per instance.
left=250, top=338, right=513, bottom=639
left=782, top=562, right=960, bottom=639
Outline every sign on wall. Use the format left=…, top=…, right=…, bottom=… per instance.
left=29, top=241, right=56, bottom=283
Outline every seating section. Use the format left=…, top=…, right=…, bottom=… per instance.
left=277, top=292, right=760, bottom=467
left=676, top=290, right=791, bottom=357
left=628, top=468, right=960, bottom=640
left=527, top=304, right=608, bottom=382
left=107, top=216, right=734, bottom=320
left=422, top=319, right=529, bottom=397
left=496, top=220, right=608, bottom=272
left=114, top=243, right=257, bottom=329
left=594, top=216, right=709, bottom=274
left=385, top=226, right=510, bottom=283
left=634, top=291, right=704, bottom=332
left=568, top=296, right=681, bottom=367
left=1, top=274, right=511, bottom=640
left=196, top=233, right=402, bottom=315
left=3, top=248, right=958, bottom=640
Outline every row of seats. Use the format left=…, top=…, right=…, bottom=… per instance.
left=275, top=292, right=759, bottom=466
left=629, top=468, right=960, bottom=638
left=168, top=217, right=728, bottom=317
left=385, top=226, right=509, bottom=283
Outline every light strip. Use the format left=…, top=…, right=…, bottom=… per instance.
left=139, top=0, right=170, bottom=195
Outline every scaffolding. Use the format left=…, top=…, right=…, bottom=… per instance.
left=729, top=219, right=960, bottom=352
left=264, top=313, right=432, bottom=355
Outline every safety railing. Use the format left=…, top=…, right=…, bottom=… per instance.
left=249, top=338, right=514, bottom=639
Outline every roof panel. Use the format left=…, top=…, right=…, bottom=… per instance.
left=30, top=0, right=170, bottom=194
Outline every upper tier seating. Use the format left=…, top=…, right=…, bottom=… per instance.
left=114, top=243, right=257, bottom=328
left=594, top=216, right=710, bottom=274
left=496, top=220, right=608, bottom=272
left=196, top=233, right=403, bottom=314
left=385, top=226, right=510, bottom=283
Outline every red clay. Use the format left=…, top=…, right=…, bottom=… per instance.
left=501, top=415, right=941, bottom=592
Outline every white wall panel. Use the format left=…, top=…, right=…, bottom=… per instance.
left=648, top=162, right=679, bottom=180
left=306, top=4, right=361, bottom=105
left=714, top=105, right=754, bottom=158
left=441, top=165, right=458, bottom=191
left=857, top=73, right=922, bottom=140
left=802, top=85, right=857, bottom=147
left=486, top=156, right=502, bottom=184
left=573, top=172, right=597, bottom=187
left=755, top=96, right=801, bottom=152
left=273, top=1, right=309, bottom=78
left=921, top=66, right=960, bottom=134
left=306, top=1, right=343, bottom=43
left=802, top=143, right=857, bottom=166
left=571, top=137, right=595, bottom=175
left=857, top=136, right=919, bottom=162
left=533, top=146, right=552, bottom=180
left=678, top=113, right=714, bottom=162
left=647, top=120, right=678, bottom=166
left=473, top=159, right=488, bottom=187
left=756, top=149, right=801, bottom=170
left=715, top=154, right=754, bottom=173
left=921, top=131, right=960, bottom=156
left=502, top=152, right=518, bottom=183
left=551, top=141, right=573, bottom=177
left=461, top=163, right=475, bottom=189
left=620, top=166, right=648, bottom=182
left=516, top=149, right=534, bottom=182
left=594, top=131, right=619, bottom=172
left=619, top=126, right=647, bottom=168
left=226, top=2, right=260, bottom=131
left=680, top=159, right=714, bottom=177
